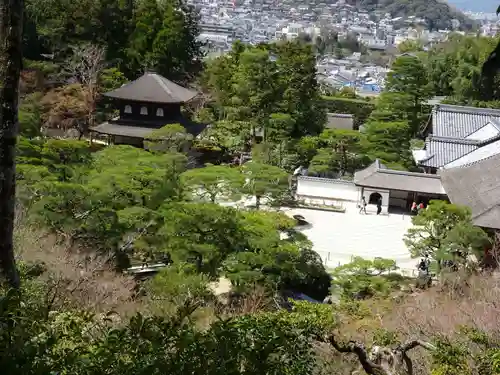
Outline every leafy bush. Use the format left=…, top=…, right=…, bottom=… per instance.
left=331, top=257, right=401, bottom=299
left=404, top=200, right=491, bottom=271
left=0, top=285, right=334, bottom=375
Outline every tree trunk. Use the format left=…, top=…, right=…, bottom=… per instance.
left=322, top=335, right=436, bottom=375
left=0, top=0, right=24, bottom=288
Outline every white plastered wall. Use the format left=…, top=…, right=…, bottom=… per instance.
left=296, top=176, right=359, bottom=206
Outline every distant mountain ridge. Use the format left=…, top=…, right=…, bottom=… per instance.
left=346, top=0, right=477, bottom=31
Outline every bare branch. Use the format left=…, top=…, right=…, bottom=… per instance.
left=319, top=334, right=436, bottom=375
left=324, top=334, right=385, bottom=375
left=65, top=43, right=106, bottom=87
left=63, top=43, right=107, bottom=134
left=399, top=339, right=436, bottom=353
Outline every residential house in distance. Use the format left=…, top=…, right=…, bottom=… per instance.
left=91, top=71, right=205, bottom=148
left=325, top=113, right=354, bottom=130
left=413, top=104, right=500, bottom=173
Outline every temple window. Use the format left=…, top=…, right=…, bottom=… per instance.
left=140, top=106, right=148, bottom=115
left=124, top=105, right=132, bottom=114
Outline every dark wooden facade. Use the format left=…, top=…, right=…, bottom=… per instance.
left=116, top=100, right=182, bottom=123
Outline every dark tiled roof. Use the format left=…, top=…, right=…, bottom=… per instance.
left=104, top=72, right=198, bottom=104
left=432, top=104, right=500, bottom=138
left=419, top=132, right=500, bottom=168
left=91, top=122, right=155, bottom=138
left=91, top=119, right=207, bottom=139
left=354, top=160, right=445, bottom=195
left=419, top=135, right=479, bottom=168
left=470, top=117, right=500, bottom=136
left=441, top=153, right=500, bottom=229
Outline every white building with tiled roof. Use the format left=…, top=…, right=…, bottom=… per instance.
left=414, top=104, right=500, bottom=172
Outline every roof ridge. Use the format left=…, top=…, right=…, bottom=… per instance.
left=378, top=169, right=442, bottom=179
left=456, top=152, right=500, bottom=168
left=151, top=73, right=174, bottom=97
left=103, top=77, right=137, bottom=96
left=478, top=132, right=500, bottom=146
left=353, top=160, right=381, bottom=184
left=429, top=134, right=481, bottom=145
left=472, top=203, right=500, bottom=221
left=297, top=175, right=354, bottom=185
left=489, top=117, right=500, bottom=131
left=436, top=104, right=500, bottom=116
left=442, top=135, right=500, bottom=168
left=465, top=117, right=500, bottom=139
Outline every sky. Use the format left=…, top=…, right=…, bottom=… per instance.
left=447, top=0, right=497, bottom=13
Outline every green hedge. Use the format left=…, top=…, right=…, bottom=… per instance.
left=321, top=96, right=375, bottom=128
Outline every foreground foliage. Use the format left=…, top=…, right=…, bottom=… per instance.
left=404, top=201, right=491, bottom=271
left=0, top=283, right=334, bottom=375
left=16, top=139, right=329, bottom=299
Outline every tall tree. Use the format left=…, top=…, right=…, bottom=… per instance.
left=309, top=128, right=369, bottom=176
left=404, top=200, right=490, bottom=271
left=231, top=48, right=280, bottom=134
left=429, top=34, right=499, bottom=102
left=0, top=0, right=24, bottom=288
left=181, top=164, right=243, bottom=203
left=481, top=7, right=500, bottom=101
left=361, top=121, right=413, bottom=170
left=273, top=40, right=326, bottom=137
left=24, top=0, right=97, bottom=55
left=240, top=162, right=288, bottom=209
left=204, top=41, right=326, bottom=142
left=92, top=0, right=134, bottom=68
left=385, top=55, right=430, bottom=134
left=152, top=0, right=203, bottom=82
left=127, top=0, right=202, bottom=81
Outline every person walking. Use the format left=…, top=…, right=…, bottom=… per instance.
left=359, top=196, right=367, bottom=214
left=417, top=254, right=430, bottom=274
left=411, top=201, right=418, bottom=215
left=416, top=254, right=432, bottom=289
left=376, top=196, right=382, bottom=215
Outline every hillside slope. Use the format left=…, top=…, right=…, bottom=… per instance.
left=347, top=0, right=477, bottom=31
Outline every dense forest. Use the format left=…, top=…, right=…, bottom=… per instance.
left=2, top=0, right=500, bottom=374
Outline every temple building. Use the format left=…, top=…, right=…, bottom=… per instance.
left=414, top=104, right=500, bottom=172
left=441, top=153, right=500, bottom=230
left=91, top=71, right=205, bottom=147
left=295, top=160, right=447, bottom=215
